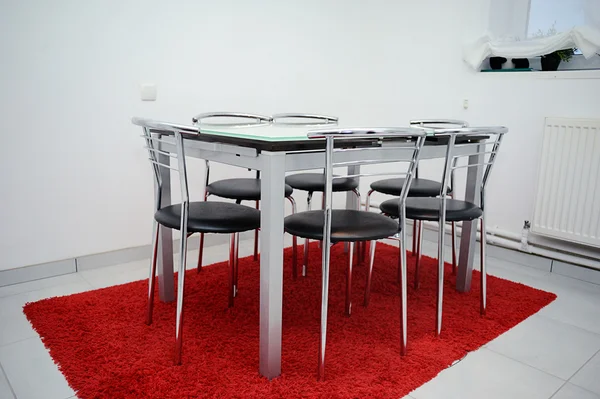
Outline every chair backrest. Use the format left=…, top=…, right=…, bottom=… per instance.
left=307, top=127, right=427, bottom=240
left=409, top=119, right=469, bottom=183
left=425, top=126, right=508, bottom=211
left=410, top=119, right=469, bottom=128
left=192, top=112, right=272, bottom=125
left=272, top=113, right=338, bottom=126
left=132, top=117, right=199, bottom=214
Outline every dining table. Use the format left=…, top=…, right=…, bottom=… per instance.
left=152, top=123, right=486, bottom=379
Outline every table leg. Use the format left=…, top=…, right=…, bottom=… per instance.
left=344, top=165, right=360, bottom=252
left=156, top=150, right=175, bottom=302
left=259, top=151, right=285, bottom=379
left=456, top=143, right=484, bottom=292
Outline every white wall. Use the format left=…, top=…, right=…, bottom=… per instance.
left=1, top=0, right=599, bottom=271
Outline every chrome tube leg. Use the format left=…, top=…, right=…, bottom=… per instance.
left=146, top=220, right=160, bottom=325
left=480, top=216, right=487, bottom=315
left=399, top=208, right=408, bottom=355
left=174, top=212, right=189, bottom=365
left=412, top=220, right=417, bottom=255
left=197, top=233, right=205, bottom=273
left=437, top=210, right=447, bottom=336
left=228, top=233, right=236, bottom=307
left=363, top=240, right=377, bottom=306
left=414, top=220, right=423, bottom=289
left=254, top=200, right=260, bottom=261
left=303, top=192, right=313, bottom=277
left=287, top=196, right=298, bottom=280
left=234, top=232, right=240, bottom=298
left=451, top=222, right=457, bottom=275
left=197, top=176, right=209, bottom=273
left=346, top=242, right=355, bottom=316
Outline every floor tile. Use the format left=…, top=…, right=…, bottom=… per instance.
left=0, top=281, right=94, bottom=346
left=0, top=338, right=74, bottom=399
left=0, top=273, right=85, bottom=298
left=552, top=383, right=600, bottom=399
left=486, top=315, right=600, bottom=379
left=410, top=348, right=564, bottom=399
left=570, top=351, right=600, bottom=395
left=0, top=363, right=15, bottom=399
left=537, top=289, right=600, bottom=335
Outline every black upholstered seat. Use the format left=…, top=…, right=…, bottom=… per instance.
left=206, top=178, right=293, bottom=201
left=284, top=210, right=398, bottom=242
left=380, top=197, right=483, bottom=222
left=370, top=178, right=451, bottom=197
left=155, top=202, right=261, bottom=233
left=285, top=173, right=359, bottom=193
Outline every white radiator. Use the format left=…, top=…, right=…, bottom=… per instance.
left=532, top=118, right=600, bottom=248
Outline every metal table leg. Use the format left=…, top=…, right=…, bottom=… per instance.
left=259, top=151, right=286, bottom=379
left=157, top=149, right=175, bottom=302
left=456, top=143, right=484, bottom=292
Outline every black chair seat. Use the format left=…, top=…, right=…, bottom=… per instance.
left=155, top=202, right=261, bottom=233
left=206, top=178, right=293, bottom=201
left=370, top=178, right=451, bottom=197
left=284, top=210, right=398, bottom=242
left=380, top=197, right=482, bottom=222
left=285, top=173, right=359, bottom=193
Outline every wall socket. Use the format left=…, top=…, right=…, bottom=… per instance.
left=140, top=84, right=157, bottom=101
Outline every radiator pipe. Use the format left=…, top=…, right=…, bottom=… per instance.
left=366, top=201, right=600, bottom=271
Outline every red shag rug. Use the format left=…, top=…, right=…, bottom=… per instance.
left=24, top=242, right=555, bottom=399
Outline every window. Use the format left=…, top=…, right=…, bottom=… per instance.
left=527, top=0, right=586, bottom=39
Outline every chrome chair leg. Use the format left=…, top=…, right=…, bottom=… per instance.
left=363, top=240, right=377, bottom=307
left=174, top=212, right=189, bottom=365
left=346, top=242, right=354, bottom=316
left=436, top=209, right=447, bottom=336
left=451, top=222, right=457, bottom=275
left=412, top=221, right=417, bottom=255
left=228, top=233, right=236, bottom=308
left=303, top=192, right=313, bottom=277
left=399, top=216, right=408, bottom=355
left=146, top=220, right=160, bottom=325
left=350, top=188, right=364, bottom=262
left=197, top=233, right=205, bottom=273
left=234, top=232, right=240, bottom=298
left=480, top=216, right=487, bottom=315
left=414, top=220, right=423, bottom=289
left=287, top=196, right=298, bottom=280
left=318, top=240, right=333, bottom=381
left=253, top=200, right=259, bottom=261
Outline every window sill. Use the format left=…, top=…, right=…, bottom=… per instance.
left=479, top=69, right=600, bottom=79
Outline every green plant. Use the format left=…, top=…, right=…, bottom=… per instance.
left=533, top=22, right=577, bottom=62
left=545, top=48, right=575, bottom=62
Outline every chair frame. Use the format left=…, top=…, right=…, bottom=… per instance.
left=191, top=112, right=297, bottom=280
left=133, top=117, right=206, bottom=365
left=305, top=127, right=426, bottom=380
left=364, top=119, right=470, bottom=278
left=409, top=126, right=507, bottom=336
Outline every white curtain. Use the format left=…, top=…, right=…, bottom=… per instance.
left=464, top=0, right=600, bottom=69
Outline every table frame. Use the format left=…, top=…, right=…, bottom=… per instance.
left=154, top=136, right=483, bottom=379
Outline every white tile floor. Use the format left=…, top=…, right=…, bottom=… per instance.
left=1, top=238, right=599, bottom=399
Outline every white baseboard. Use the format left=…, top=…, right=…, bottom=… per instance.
left=1, top=224, right=598, bottom=288
left=0, top=231, right=254, bottom=287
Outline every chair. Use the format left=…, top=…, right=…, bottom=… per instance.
left=378, top=126, right=507, bottom=336
left=133, top=117, right=261, bottom=365
left=283, top=127, right=426, bottom=379
left=275, top=113, right=361, bottom=277
left=366, top=119, right=469, bottom=284
left=191, top=112, right=298, bottom=278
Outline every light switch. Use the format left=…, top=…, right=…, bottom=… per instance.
left=140, top=84, right=157, bottom=101
left=463, top=99, right=469, bottom=109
